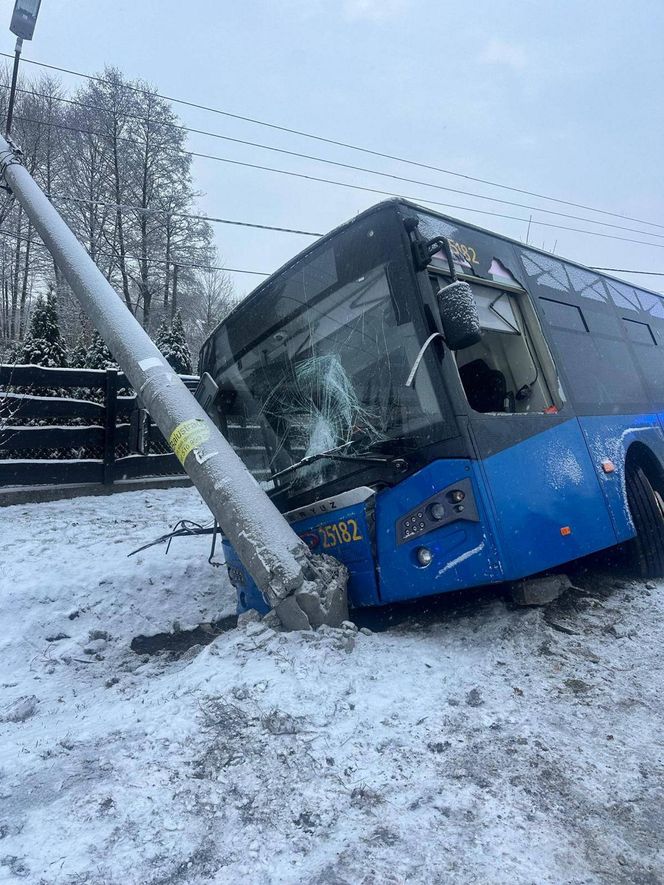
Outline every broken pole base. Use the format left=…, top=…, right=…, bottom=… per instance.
left=273, top=553, right=349, bottom=631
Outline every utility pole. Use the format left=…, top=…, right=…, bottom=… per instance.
left=6, top=1, right=42, bottom=136
left=0, top=134, right=348, bottom=630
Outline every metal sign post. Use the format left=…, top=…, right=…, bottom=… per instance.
left=6, top=0, right=43, bottom=135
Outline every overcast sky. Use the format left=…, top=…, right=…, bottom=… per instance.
left=3, top=0, right=663, bottom=295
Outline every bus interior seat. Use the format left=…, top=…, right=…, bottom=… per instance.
left=458, top=358, right=507, bottom=413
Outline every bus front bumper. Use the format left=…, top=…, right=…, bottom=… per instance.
left=224, top=459, right=504, bottom=615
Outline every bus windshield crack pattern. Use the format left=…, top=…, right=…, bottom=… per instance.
left=261, top=354, right=384, bottom=483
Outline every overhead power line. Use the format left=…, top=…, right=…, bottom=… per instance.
left=591, top=268, right=664, bottom=276
left=0, top=228, right=269, bottom=275
left=43, top=189, right=323, bottom=237
left=5, top=92, right=662, bottom=239
left=4, top=229, right=663, bottom=295
left=2, top=51, right=662, bottom=233
left=0, top=221, right=664, bottom=288
left=6, top=114, right=664, bottom=251
left=3, top=217, right=662, bottom=288
left=175, top=152, right=664, bottom=250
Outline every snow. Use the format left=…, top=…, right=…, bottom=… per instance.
left=1, top=487, right=664, bottom=883
left=436, top=539, right=485, bottom=576
left=545, top=444, right=585, bottom=490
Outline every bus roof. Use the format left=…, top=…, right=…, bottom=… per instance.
left=202, top=198, right=663, bottom=350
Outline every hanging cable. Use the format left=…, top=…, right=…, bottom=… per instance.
left=590, top=268, right=664, bottom=276
left=0, top=228, right=270, bottom=275
left=3, top=98, right=661, bottom=238
left=2, top=51, right=662, bottom=232
left=3, top=114, right=663, bottom=250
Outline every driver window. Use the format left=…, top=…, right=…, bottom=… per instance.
left=454, top=284, right=561, bottom=414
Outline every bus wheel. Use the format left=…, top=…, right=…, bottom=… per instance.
left=626, top=464, right=664, bottom=578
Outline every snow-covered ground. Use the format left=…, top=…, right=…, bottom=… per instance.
left=1, top=487, right=663, bottom=884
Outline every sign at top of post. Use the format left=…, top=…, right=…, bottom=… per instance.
left=10, top=0, right=42, bottom=41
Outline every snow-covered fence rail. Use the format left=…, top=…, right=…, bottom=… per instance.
left=0, top=364, right=199, bottom=488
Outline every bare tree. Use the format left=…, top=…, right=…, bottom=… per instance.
left=185, top=264, right=237, bottom=354
left=0, top=63, right=232, bottom=359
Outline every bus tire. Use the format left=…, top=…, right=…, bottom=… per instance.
left=626, top=464, right=664, bottom=578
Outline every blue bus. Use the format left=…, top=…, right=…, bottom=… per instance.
left=199, top=199, right=664, bottom=614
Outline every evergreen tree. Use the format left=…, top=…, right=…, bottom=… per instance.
left=171, top=312, right=193, bottom=374
left=155, top=311, right=193, bottom=374
left=69, top=336, right=89, bottom=369
left=84, top=330, right=116, bottom=369
left=1, top=341, right=21, bottom=365
left=19, top=288, right=68, bottom=367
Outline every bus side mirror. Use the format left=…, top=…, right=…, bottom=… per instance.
left=437, top=280, right=482, bottom=350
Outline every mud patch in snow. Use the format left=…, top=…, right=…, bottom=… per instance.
left=131, top=615, right=237, bottom=657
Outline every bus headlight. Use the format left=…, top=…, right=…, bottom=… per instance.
left=416, top=546, right=433, bottom=567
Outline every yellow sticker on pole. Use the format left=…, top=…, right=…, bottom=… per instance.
left=169, top=418, right=210, bottom=466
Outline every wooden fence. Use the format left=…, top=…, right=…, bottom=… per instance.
left=0, top=363, right=199, bottom=487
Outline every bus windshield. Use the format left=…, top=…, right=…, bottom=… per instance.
left=204, top=212, right=447, bottom=490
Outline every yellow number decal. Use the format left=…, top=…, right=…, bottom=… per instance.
left=338, top=521, right=352, bottom=543
left=448, top=239, right=479, bottom=266
left=317, top=519, right=364, bottom=546
left=348, top=518, right=363, bottom=541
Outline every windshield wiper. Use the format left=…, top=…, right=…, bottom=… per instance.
left=270, top=439, right=407, bottom=483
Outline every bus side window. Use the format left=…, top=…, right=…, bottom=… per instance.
left=454, top=284, right=558, bottom=415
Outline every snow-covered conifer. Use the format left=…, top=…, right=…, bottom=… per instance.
left=68, top=337, right=89, bottom=369
left=155, top=311, right=193, bottom=374
left=84, top=330, right=117, bottom=370
left=18, top=288, right=68, bottom=367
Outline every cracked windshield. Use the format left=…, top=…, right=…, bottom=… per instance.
left=213, top=247, right=443, bottom=488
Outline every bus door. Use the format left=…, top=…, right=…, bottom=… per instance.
left=454, top=281, right=617, bottom=579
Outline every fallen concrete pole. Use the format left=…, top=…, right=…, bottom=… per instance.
left=0, top=134, right=348, bottom=630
